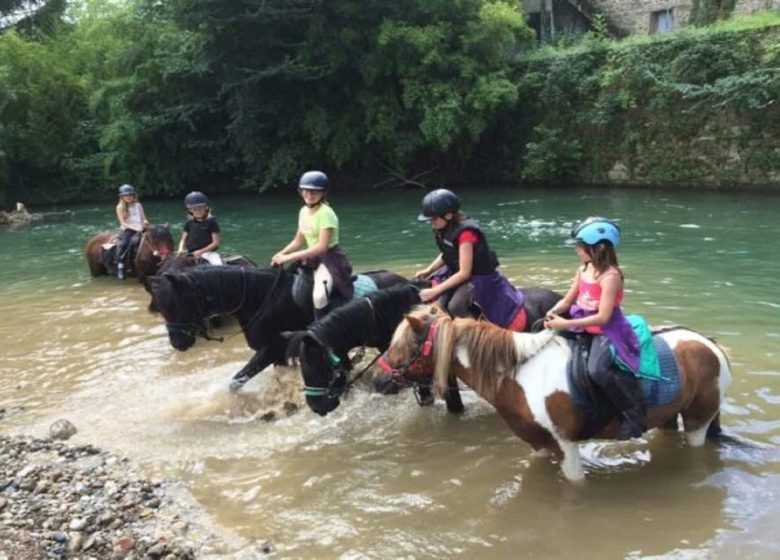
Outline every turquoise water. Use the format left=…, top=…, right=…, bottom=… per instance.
left=1, top=186, right=779, bottom=559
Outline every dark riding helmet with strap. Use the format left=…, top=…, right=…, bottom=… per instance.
left=418, top=189, right=460, bottom=222
left=298, top=171, right=329, bottom=191
left=118, top=184, right=135, bottom=196
left=184, top=191, right=209, bottom=209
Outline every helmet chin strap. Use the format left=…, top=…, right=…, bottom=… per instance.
left=434, top=215, right=452, bottom=231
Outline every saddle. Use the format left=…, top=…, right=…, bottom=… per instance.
left=567, top=334, right=681, bottom=439
left=102, top=232, right=141, bottom=271
left=100, top=237, right=119, bottom=269
left=291, top=266, right=379, bottom=318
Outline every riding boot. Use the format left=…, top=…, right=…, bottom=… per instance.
left=601, top=369, right=647, bottom=440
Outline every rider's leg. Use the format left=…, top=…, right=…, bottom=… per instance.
left=116, top=229, right=133, bottom=264
left=444, top=282, right=474, bottom=318
left=312, top=263, right=334, bottom=320
left=126, top=231, right=141, bottom=273
left=587, top=335, right=646, bottom=440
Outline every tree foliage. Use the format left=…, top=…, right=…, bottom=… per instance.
left=690, top=0, right=737, bottom=27
left=514, top=24, right=780, bottom=186
left=0, top=0, right=778, bottom=205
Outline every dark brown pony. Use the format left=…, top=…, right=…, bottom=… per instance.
left=378, top=305, right=732, bottom=481
left=84, top=224, right=174, bottom=282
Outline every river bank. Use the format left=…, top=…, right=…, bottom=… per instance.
left=0, top=434, right=257, bottom=559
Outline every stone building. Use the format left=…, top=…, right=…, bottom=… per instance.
left=524, top=0, right=780, bottom=38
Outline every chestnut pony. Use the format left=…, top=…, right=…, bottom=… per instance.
left=85, top=224, right=174, bottom=282
left=378, top=305, right=732, bottom=481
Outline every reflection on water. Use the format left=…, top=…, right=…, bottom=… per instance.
left=1, top=187, right=779, bottom=558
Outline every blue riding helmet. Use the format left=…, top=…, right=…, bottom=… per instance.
left=572, top=217, right=621, bottom=246
left=184, top=191, right=209, bottom=208
left=117, top=184, right=135, bottom=196
left=298, top=171, right=329, bottom=191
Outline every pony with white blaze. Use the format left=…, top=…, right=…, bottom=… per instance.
left=378, top=305, right=732, bottom=481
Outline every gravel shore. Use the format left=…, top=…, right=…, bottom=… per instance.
left=0, top=434, right=239, bottom=559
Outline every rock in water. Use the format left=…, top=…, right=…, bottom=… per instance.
left=49, top=419, right=77, bottom=440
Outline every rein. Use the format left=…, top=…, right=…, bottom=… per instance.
left=244, top=266, right=285, bottom=333
left=303, top=351, right=383, bottom=398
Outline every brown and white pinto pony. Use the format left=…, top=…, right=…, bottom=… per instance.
left=378, top=305, right=732, bottom=481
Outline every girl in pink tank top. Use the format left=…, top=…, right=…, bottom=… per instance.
left=544, top=217, right=645, bottom=440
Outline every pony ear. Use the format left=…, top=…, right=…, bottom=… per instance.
left=405, top=314, right=426, bottom=334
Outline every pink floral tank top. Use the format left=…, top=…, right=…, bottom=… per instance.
left=575, top=271, right=623, bottom=334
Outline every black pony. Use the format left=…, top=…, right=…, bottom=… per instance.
left=147, top=265, right=407, bottom=390
left=285, top=285, right=564, bottom=417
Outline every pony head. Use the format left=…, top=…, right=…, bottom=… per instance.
left=148, top=272, right=207, bottom=351
left=375, top=305, right=455, bottom=399
left=284, top=330, right=347, bottom=416
left=147, top=223, right=174, bottom=256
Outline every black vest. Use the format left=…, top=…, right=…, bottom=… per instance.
left=435, top=219, right=498, bottom=275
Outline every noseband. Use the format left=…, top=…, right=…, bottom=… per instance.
left=376, top=319, right=439, bottom=387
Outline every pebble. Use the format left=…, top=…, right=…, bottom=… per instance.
left=0, top=434, right=222, bottom=559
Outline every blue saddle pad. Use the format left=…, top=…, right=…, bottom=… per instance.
left=568, top=334, right=681, bottom=414
left=639, top=335, right=681, bottom=408
left=352, top=274, right=379, bottom=299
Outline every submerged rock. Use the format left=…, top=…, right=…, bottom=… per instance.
left=49, top=419, right=77, bottom=441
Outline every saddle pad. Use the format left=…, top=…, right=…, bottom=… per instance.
left=638, top=335, right=681, bottom=408
left=567, top=335, right=681, bottom=414
left=352, top=274, right=379, bottom=299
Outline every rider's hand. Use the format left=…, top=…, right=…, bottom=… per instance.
left=413, top=269, right=429, bottom=281
left=271, top=253, right=287, bottom=266
left=419, top=287, right=438, bottom=303
left=544, top=313, right=567, bottom=331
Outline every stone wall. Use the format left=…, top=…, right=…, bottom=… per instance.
left=733, top=0, right=780, bottom=15
left=594, top=0, right=780, bottom=35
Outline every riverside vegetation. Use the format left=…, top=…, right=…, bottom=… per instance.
left=1, top=2, right=780, bottom=208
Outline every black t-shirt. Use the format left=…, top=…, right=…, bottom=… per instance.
left=183, top=217, right=220, bottom=252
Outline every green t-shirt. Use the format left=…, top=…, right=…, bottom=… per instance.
left=298, top=203, right=339, bottom=248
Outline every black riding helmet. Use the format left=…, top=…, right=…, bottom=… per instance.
left=298, top=171, right=329, bottom=191
left=418, top=189, right=460, bottom=221
left=184, top=191, right=209, bottom=208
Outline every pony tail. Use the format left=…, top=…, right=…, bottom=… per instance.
left=433, top=314, right=455, bottom=397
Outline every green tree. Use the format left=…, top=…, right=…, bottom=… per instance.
left=167, top=0, right=534, bottom=188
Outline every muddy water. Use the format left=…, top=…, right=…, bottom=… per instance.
left=1, top=187, right=779, bottom=558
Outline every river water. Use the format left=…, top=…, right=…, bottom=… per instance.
left=1, top=187, right=779, bottom=558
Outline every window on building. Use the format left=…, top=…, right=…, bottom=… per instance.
left=650, top=9, right=674, bottom=34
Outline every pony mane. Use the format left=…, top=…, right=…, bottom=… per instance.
left=402, top=306, right=557, bottom=397
left=306, top=284, right=421, bottom=353
left=152, top=266, right=281, bottom=321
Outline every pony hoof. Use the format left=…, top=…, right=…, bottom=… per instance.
left=228, top=377, right=248, bottom=393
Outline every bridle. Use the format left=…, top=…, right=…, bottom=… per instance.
left=375, top=318, right=439, bottom=403
left=302, top=297, right=380, bottom=401
left=164, top=267, right=249, bottom=343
